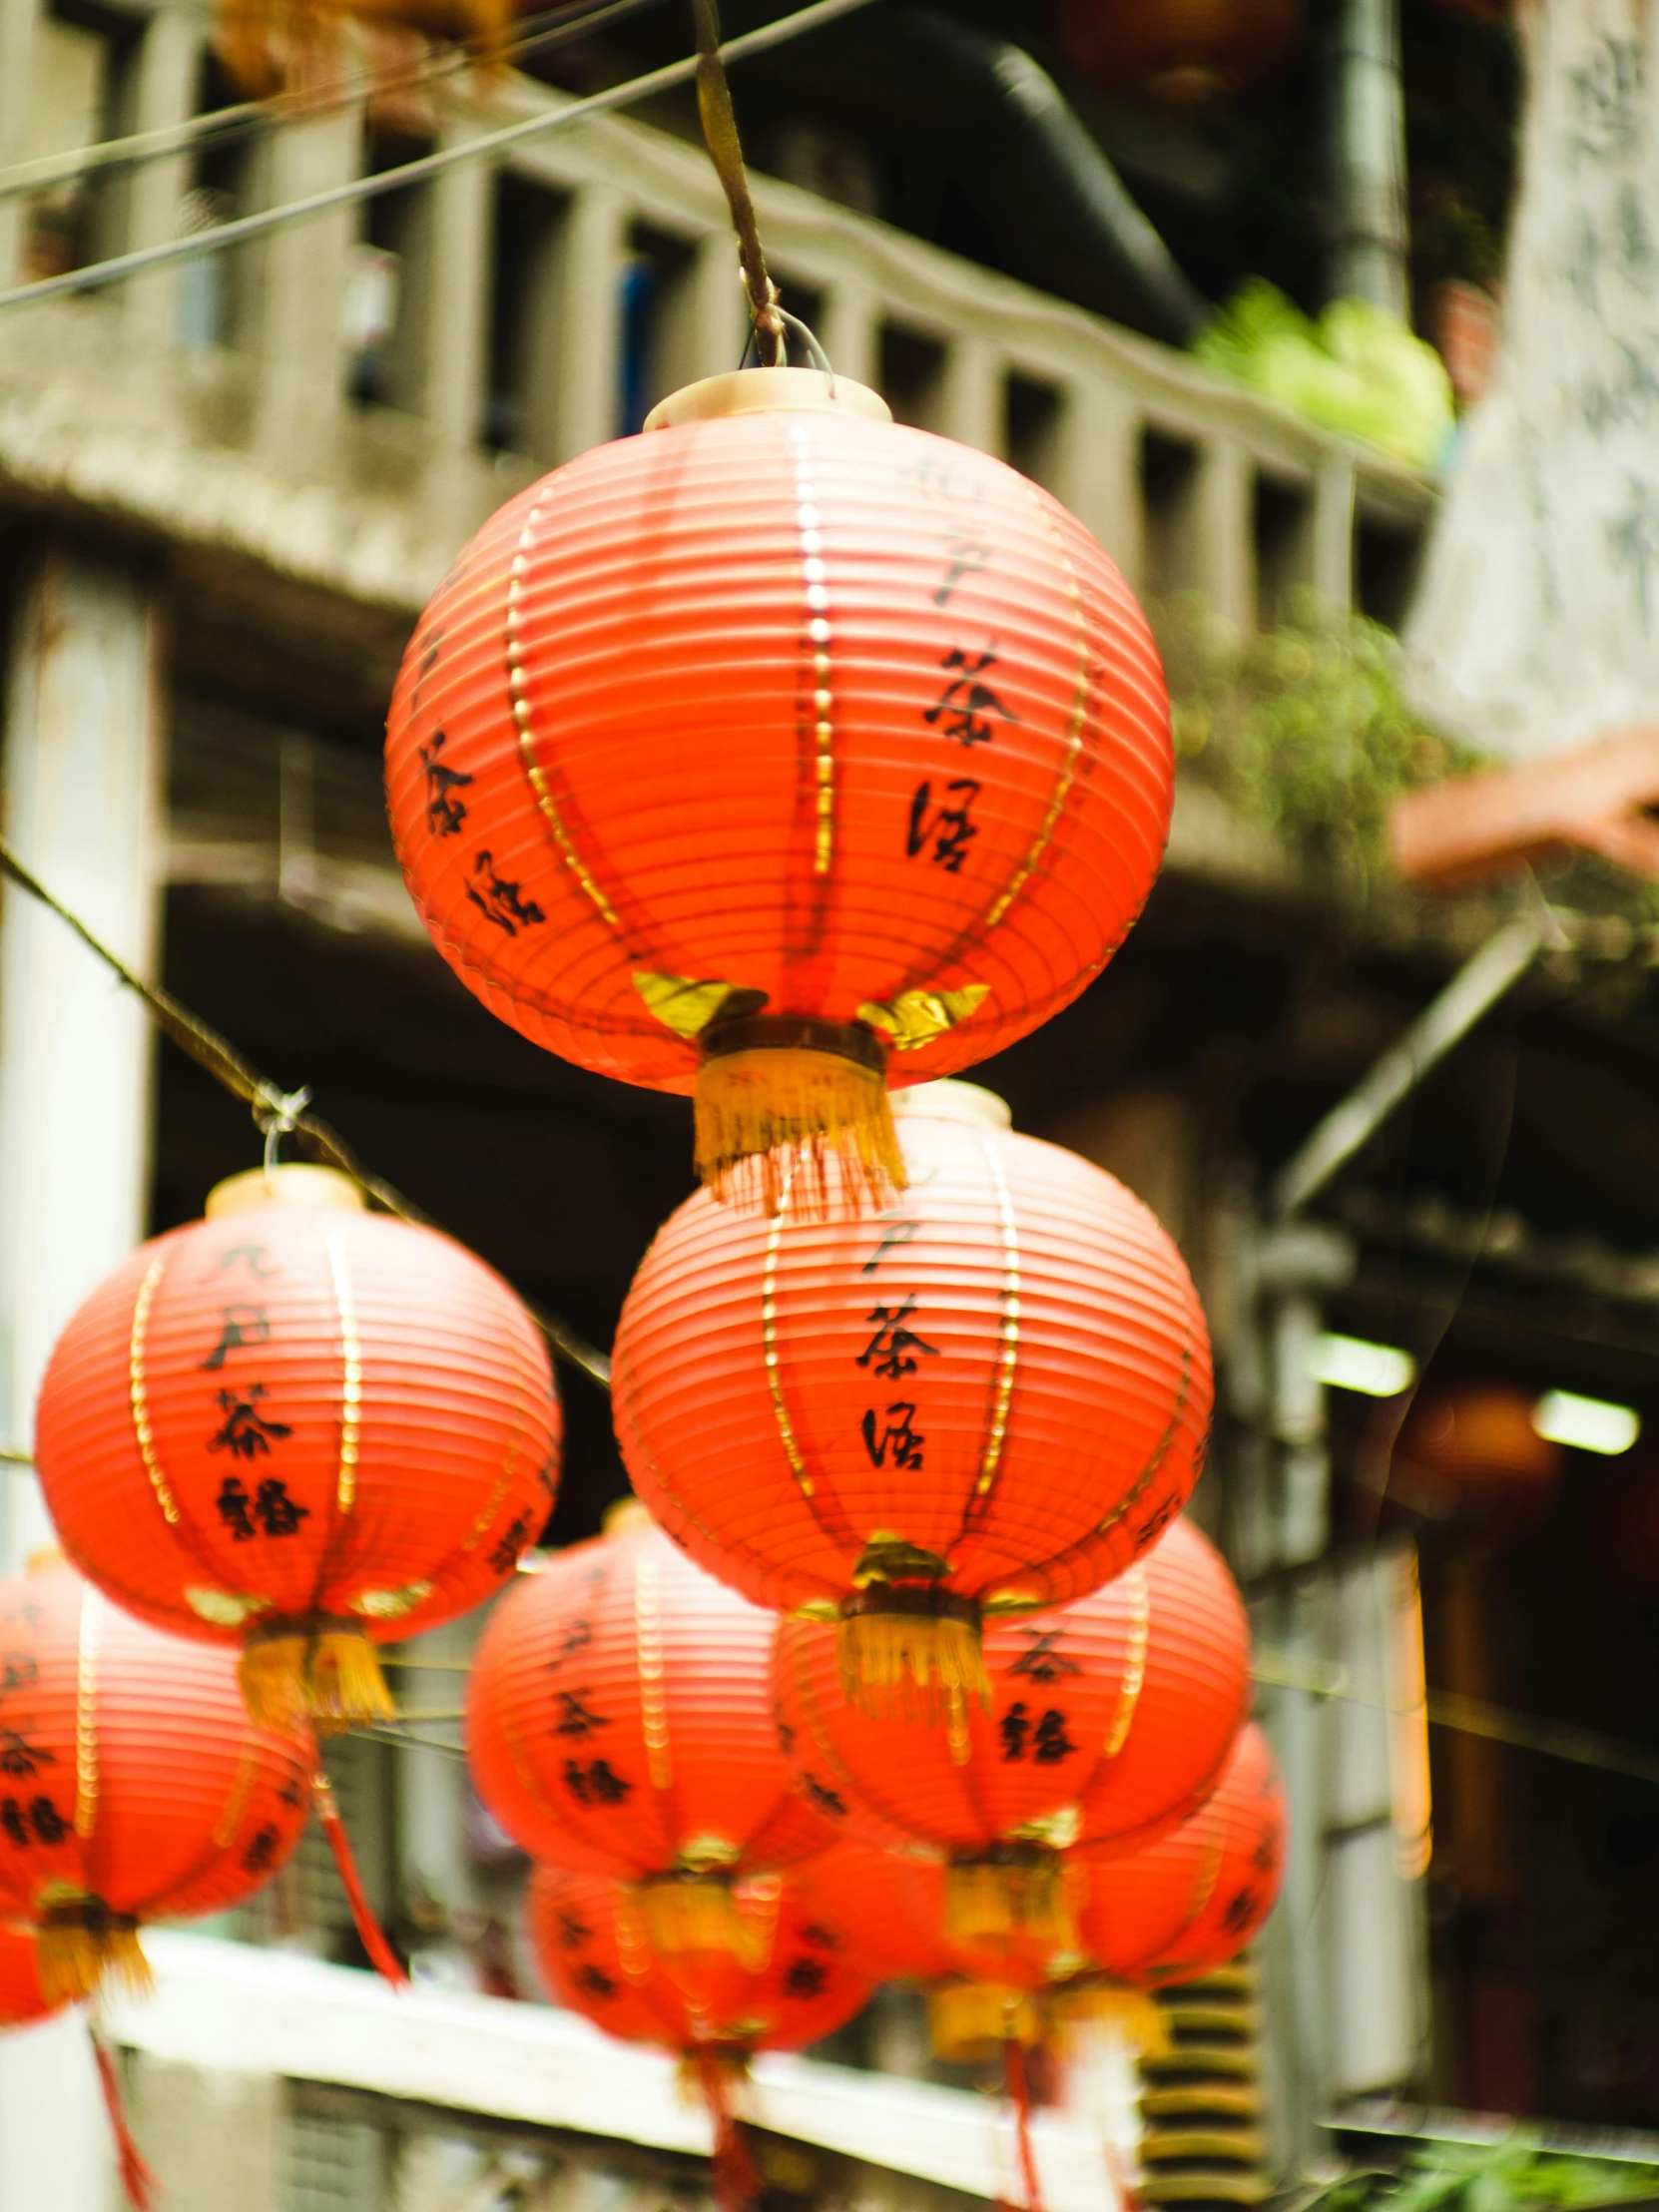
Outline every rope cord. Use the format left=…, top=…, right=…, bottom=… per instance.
left=0, top=0, right=877, bottom=315
left=689, top=0, right=783, bottom=361
left=0, top=831, right=611, bottom=1387
left=0, top=0, right=671, bottom=205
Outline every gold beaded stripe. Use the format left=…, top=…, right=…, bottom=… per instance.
left=74, top=1586, right=103, bottom=1841
left=762, top=1163, right=816, bottom=1500
left=786, top=423, right=836, bottom=876
left=128, top=1251, right=181, bottom=1526
left=1096, top=1331, right=1195, bottom=1541
left=1102, top=1565, right=1150, bottom=1760
left=506, top=490, right=626, bottom=936
left=972, top=1136, right=1021, bottom=1500
left=980, top=481, right=1092, bottom=934
left=327, top=1233, right=363, bottom=1514
left=634, top=1551, right=674, bottom=1792
left=211, top=1742, right=261, bottom=1852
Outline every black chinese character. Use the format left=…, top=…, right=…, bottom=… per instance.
left=0, top=1652, right=38, bottom=1696
left=0, top=1799, right=25, bottom=1847
left=487, top=1511, right=531, bottom=1576
left=464, top=850, right=545, bottom=937
left=906, top=779, right=981, bottom=872
left=29, top=1798, right=66, bottom=1845
left=557, top=1910, right=592, bottom=1950
left=575, top=1962, right=619, bottom=2000
left=855, top=1299, right=939, bottom=1381
left=207, top=1384, right=293, bottom=1461
left=859, top=1402, right=924, bottom=1470
left=242, top=1825, right=280, bottom=1874
left=1033, top=1709, right=1076, bottom=1764
left=218, top=1243, right=276, bottom=1279
left=862, top=1219, right=921, bottom=1276
left=1222, top=1885, right=1261, bottom=1936
left=1007, top=1632, right=1082, bottom=1685
left=0, top=1729, right=54, bottom=1780
left=254, top=1479, right=309, bottom=1537
left=1000, top=1702, right=1031, bottom=1761
left=410, top=622, right=445, bottom=715
left=419, top=731, right=473, bottom=837
left=563, top=1758, right=632, bottom=1806
left=800, top=1773, right=846, bottom=1820
left=200, top=1303, right=271, bottom=1373
left=552, top=1692, right=610, bottom=1740
left=933, top=538, right=991, bottom=608
left=784, top=1955, right=827, bottom=1997
left=923, top=648, right=1015, bottom=748
left=548, top=1618, right=594, bottom=1674
left=216, top=1477, right=257, bottom=1541
left=801, top=1923, right=840, bottom=1951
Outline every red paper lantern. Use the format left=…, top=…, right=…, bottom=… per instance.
left=35, top=1163, right=559, bottom=1731
left=616, top=1082, right=1212, bottom=1712
left=0, top=1559, right=313, bottom=2002
left=384, top=367, right=1173, bottom=1208
left=774, top=1514, right=1247, bottom=1936
left=0, top=1931, right=56, bottom=2028
left=468, top=1506, right=833, bottom=1959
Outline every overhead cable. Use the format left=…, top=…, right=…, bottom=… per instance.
left=0, top=0, right=879, bottom=315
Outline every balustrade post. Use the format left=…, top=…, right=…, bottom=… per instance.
left=0, top=0, right=42, bottom=287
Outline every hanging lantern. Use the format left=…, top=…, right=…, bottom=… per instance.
left=1053, top=0, right=1304, bottom=109
left=774, top=1513, right=1248, bottom=1944
left=468, top=1506, right=834, bottom=1962
left=34, top=1162, right=560, bottom=1732
left=1391, top=1384, right=1560, bottom=1540
left=616, top=1081, right=1212, bottom=1719
left=384, top=365, right=1173, bottom=1212
left=529, top=1864, right=870, bottom=2209
left=0, top=1559, right=312, bottom=2003
left=0, top=1930, right=56, bottom=2028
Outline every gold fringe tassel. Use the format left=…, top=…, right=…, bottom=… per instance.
left=638, top=1877, right=768, bottom=1966
left=945, top=1853, right=1076, bottom=1950
left=1046, top=1978, right=1172, bottom=2060
left=37, top=1913, right=153, bottom=2009
left=240, top=1625, right=396, bottom=1735
left=695, top=1045, right=904, bottom=1216
left=927, top=1979, right=1044, bottom=2065
left=836, top=1607, right=988, bottom=1726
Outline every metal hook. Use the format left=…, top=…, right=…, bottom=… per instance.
left=254, top=1083, right=312, bottom=1172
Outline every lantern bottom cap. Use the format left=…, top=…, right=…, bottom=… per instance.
left=694, top=1017, right=903, bottom=1216
left=927, top=1978, right=1044, bottom=2064
left=633, top=1873, right=772, bottom=1966
left=240, top=1616, right=395, bottom=1734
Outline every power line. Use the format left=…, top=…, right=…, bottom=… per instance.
left=0, top=0, right=672, bottom=206
left=0, top=830, right=612, bottom=1389
left=0, top=0, right=878, bottom=315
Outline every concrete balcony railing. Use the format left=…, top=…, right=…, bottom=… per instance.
left=0, top=0, right=1434, bottom=627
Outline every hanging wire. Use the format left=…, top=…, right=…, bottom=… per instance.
left=0, top=0, right=673, bottom=206
left=0, top=0, right=877, bottom=315
left=0, top=830, right=611, bottom=1387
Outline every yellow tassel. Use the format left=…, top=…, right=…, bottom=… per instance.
left=240, top=1624, right=395, bottom=1735
left=636, top=1877, right=776, bottom=1969
left=836, top=1605, right=988, bottom=1727
left=1046, top=1978, right=1172, bottom=2060
left=694, top=1029, right=904, bottom=1216
left=36, top=1905, right=152, bottom=2008
left=927, top=1979, right=1044, bottom=2065
left=945, top=1851, right=1076, bottom=1950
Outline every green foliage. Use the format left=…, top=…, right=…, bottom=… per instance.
left=1193, top=280, right=1455, bottom=470
left=1156, top=590, right=1481, bottom=901
left=1312, top=2133, right=1659, bottom=2212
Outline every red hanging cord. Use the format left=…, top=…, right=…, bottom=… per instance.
left=313, top=1770, right=409, bottom=1988
left=89, top=2022, right=159, bottom=2212
left=692, top=2042, right=760, bottom=2212
left=1003, top=2038, right=1045, bottom=2212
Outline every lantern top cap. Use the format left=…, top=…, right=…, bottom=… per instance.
left=205, top=1163, right=366, bottom=1220
left=892, top=1080, right=1012, bottom=1132
left=643, top=367, right=892, bottom=432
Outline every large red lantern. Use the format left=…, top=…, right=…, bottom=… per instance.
left=468, top=1507, right=833, bottom=1959
left=385, top=367, right=1173, bottom=1209
left=773, top=1514, right=1248, bottom=1938
left=34, top=1163, right=559, bottom=1730
left=530, top=1863, right=871, bottom=2210
left=615, top=1082, right=1212, bottom=1712
left=0, top=1559, right=312, bottom=2002
left=0, top=1930, right=55, bottom=2027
